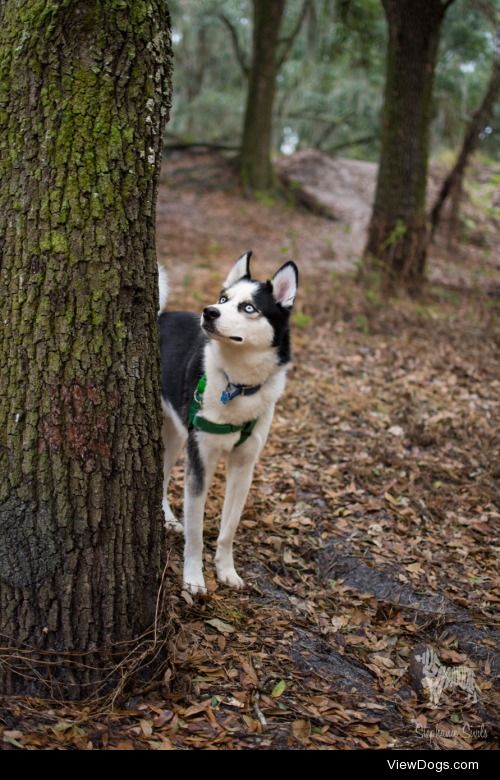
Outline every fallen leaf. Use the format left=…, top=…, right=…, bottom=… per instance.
left=205, top=618, right=235, bottom=635
left=271, top=679, right=286, bottom=698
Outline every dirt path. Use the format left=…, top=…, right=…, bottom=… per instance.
left=158, top=149, right=500, bottom=293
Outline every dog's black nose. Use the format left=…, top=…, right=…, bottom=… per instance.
left=203, top=306, right=221, bottom=321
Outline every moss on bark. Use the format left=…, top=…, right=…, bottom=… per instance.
left=0, top=0, right=172, bottom=699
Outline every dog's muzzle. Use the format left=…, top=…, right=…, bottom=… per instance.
left=203, top=307, right=220, bottom=322
left=202, top=306, right=242, bottom=341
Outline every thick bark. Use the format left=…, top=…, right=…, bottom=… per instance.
left=240, top=0, right=286, bottom=192
left=0, top=1, right=172, bottom=699
left=430, top=52, right=500, bottom=238
left=362, top=0, right=452, bottom=295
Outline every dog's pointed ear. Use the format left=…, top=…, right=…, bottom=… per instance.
left=271, top=261, right=298, bottom=309
left=223, top=251, right=252, bottom=288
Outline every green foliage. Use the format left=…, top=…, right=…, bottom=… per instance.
left=354, top=313, right=370, bottom=335
left=254, top=189, right=278, bottom=206
left=166, top=0, right=386, bottom=156
left=434, top=0, right=500, bottom=159
left=291, top=311, right=312, bottom=327
left=381, top=220, right=407, bottom=251
left=167, top=0, right=499, bottom=162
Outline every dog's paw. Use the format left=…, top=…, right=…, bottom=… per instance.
left=182, top=569, right=207, bottom=596
left=163, top=499, right=183, bottom=533
left=216, top=566, right=245, bottom=590
left=165, top=520, right=184, bottom=534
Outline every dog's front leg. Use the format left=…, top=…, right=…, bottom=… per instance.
left=215, top=451, right=257, bottom=589
left=216, top=415, right=273, bottom=588
left=183, top=433, right=216, bottom=595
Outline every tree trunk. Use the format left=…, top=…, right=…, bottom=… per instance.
left=362, top=0, right=452, bottom=296
left=0, top=0, right=172, bottom=699
left=240, top=0, right=286, bottom=192
left=430, top=51, right=500, bottom=238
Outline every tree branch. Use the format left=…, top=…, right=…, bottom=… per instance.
left=283, top=110, right=353, bottom=125
left=216, top=14, right=249, bottom=78
left=276, top=0, right=310, bottom=70
left=164, top=141, right=240, bottom=153
left=470, top=0, right=499, bottom=26
left=430, top=51, right=500, bottom=237
left=164, top=131, right=240, bottom=153
left=325, top=135, right=378, bottom=154
left=314, top=112, right=356, bottom=147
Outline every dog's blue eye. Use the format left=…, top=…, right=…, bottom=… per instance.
left=218, top=296, right=228, bottom=304
left=244, top=304, right=255, bottom=313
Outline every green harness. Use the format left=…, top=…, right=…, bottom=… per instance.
left=188, top=374, right=258, bottom=448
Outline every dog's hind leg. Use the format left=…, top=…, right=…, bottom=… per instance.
left=162, top=404, right=187, bottom=533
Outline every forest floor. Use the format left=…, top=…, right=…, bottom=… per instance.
left=1, top=151, right=499, bottom=750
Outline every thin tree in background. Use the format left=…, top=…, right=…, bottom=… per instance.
left=431, top=37, right=500, bottom=239
left=0, top=0, right=172, bottom=699
left=362, top=0, right=456, bottom=295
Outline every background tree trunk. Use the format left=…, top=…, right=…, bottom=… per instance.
left=430, top=49, right=500, bottom=239
left=0, top=0, right=172, bottom=699
left=362, top=0, right=453, bottom=295
left=240, top=0, right=286, bottom=192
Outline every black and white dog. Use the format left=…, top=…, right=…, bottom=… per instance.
left=158, top=252, right=298, bottom=594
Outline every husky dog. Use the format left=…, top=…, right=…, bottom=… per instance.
left=159, top=252, right=298, bottom=595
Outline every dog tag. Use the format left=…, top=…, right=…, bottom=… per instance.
left=220, top=390, right=232, bottom=405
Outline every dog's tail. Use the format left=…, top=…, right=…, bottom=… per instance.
left=158, top=263, right=169, bottom=314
